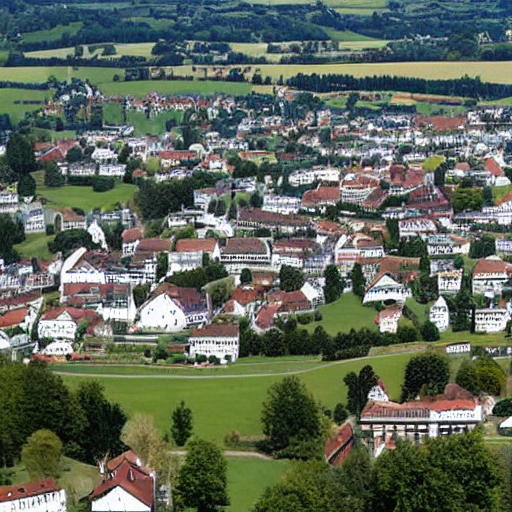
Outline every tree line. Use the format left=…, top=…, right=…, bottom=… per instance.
left=286, top=73, right=512, bottom=100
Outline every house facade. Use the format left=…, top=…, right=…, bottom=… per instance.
left=188, top=324, right=239, bottom=362
left=437, top=270, right=462, bottom=295
left=429, top=296, right=450, bottom=332
left=0, top=479, right=66, bottom=512
left=378, top=305, right=402, bottom=333
left=474, top=307, right=509, bottom=333
left=363, top=274, right=411, bottom=304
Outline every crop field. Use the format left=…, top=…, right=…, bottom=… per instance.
left=0, top=88, right=51, bottom=124
left=99, top=80, right=253, bottom=97
left=38, top=182, right=137, bottom=211
left=26, top=42, right=157, bottom=60
left=14, top=232, right=54, bottom=260
left=60, top=352, right=413, bottom=442
left=0, top=66, right=119, bottom=84
left=22, top=22, right=83, bottom=44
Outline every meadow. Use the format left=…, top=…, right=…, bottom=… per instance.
left=0, top=67, right=119, bottom=84
left=60, top=352, right=414, bottom=442
left=26, top=42, right=157, bottom=60
left=22, top=22, right=83, bottom=44
left=37, top=182, right=137, bottom=211
left=14, top=232, right=54, bottom=260
left=0, top=88, right=51, bottom=124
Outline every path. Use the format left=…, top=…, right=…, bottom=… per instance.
left=171, top=450, right=273, bottom=460
left=52, top=352, right=404, bottom=379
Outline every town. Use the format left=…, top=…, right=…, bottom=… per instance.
left=1, top=80, right=512, bottom=511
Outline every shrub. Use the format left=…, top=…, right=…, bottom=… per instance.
left=143, top=348, right=152, bottom=358
left=195, top=354, right=207, bottom=364
left=92, top=176, right=115, bottom=192
left=224, top=430, right=241, bottom=447
left=333, top=403, right=348, bottom=424
left=493, top=398, right=512, bottom=417
left=297, top=313, right=313, bottom=325
left=314, top=311, right=323, bottom=321
left=208, top=355, right=220, bottom=365
left=45, top=224, right=55, bottom=235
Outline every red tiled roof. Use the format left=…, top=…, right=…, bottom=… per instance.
left=378, top=305, right=402, bottom=321
left=62, top=208, right=85, bottom=222
left=190, top=324, right=239, bottom=338
left=238, top=208, right=309, bottom=227
left=159, top=150, right=196, bottom=161
left=136, top=238, right=171, bottom=253
left=325, top=423, right=354, bottom=466
left=0, top=308, right=28, bottom=328
left=416, top=116, right=466, bottom=131
left=223, top=237, right=268, bottom=255
left=254, top=303, right=280, bottom=330
left=230, top=286, right=264, bottom=305
left=485, top=157, right=503, bottom=178
left=175, top=238, right=217, bottom=253
left=122, top=227, right=144, bottom=243
left=268, top=290, right=310, bottom=313
left=455, top=162, right=470, bottom=172
left=273, top=239, right=316, bottom=252
left=472, top=257, right=511, bottom=277
left=90, top=460, right=153, bottom=508
left=107, top=450, right=152, bottom=476
left=0, top=293, right=40, bottom=310
left=302, top=186, right=340, bottom=208
left=0, top=479, right=61, bottom=503
left=41, top=306, right=101, bottom=325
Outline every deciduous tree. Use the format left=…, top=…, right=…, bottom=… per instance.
left=401, top=353, right=449, bottom=401
left=171, top=401, right=193, bottom=447
left=21, top=429, right=62, bottom=480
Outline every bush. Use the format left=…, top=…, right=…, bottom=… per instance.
left=224, top=430, right=241, bottom=447
left=314, top=311, right=323, bottom=321
left=420, top=320, right=440, bottom=341
left=92, top=176, right=115, bottom=192
left=208, top=355, right=220, bottom=365
left=493, top=398, right=512, bottom=417
left=195, top=354, right=207, bottom=364
left=152, top=344, right=168, bottom=362
left=45, top=224, right=55, bottom=235
left=333, top=403, right=348, bottom=424
left=297, top=313, right=313, bottom=325
left=143, top=348, right=152, bottom=358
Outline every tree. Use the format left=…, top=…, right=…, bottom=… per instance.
left=240, top=268, right=252, bottom=285
left=261, top=376, right=321, bottom=454
left=121, top=413, right=161, bottom=467
left=469, top=235, right=496, bottom=258
left=66, top=145, right=83, bottom=163
left=350, top=263, right=365, bottom=298
left=6, top=133, right=37, bottom=177
left=155, top=252, right=168, bottom=282
left=323, top=265, right=345, bottom=304
left=401, top=353, right=450, bottom=401
left=250, top=192, right=263, bottom=208
left=343, top=365, right=378, bottom=417
left=453, top=254, right=464, bottom=270
left=0, top=214, right=24, bottom=263
left=420, top=320, right=440, bottom=341
left=171, top=401, right=193, bottom=447
left=133, top=284, right=150, bottom=308
left=456, top=356, right=506, bottom=395
left=21, top=429, right=62, bottom=480
left=333, top=403, right=348, bottom=424
left=279, top=265, right=305, bottom=292
left=451, top=187, right=483, bottom=213
left=228, top=201, right=237, bottom=220
left=118, top=144, right=131, bottom=164
left=493, top=398, right=512, bottom=416
left=48, top=229, right=98, bottom=257
left=176, top=438, right=229, bottom=512
left=18, top=173, right=36, bottom=197
left=43, top=161, right=65, bottom=188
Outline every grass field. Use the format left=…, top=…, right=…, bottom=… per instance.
left=22, top=22, right=83, bottom=44
left=227, top=458, right=289, bottom=512
left=0, top=88, right=51, bottom=124
left=492, top=185, right=512, bottom=204
left=305, top=293, right=378, bottom=335
left=422, top=155, right=446, bottom=172
left=60, top=352, right=413, bottom=442
left=37, top=182, right=137, bottom=210
left=100, top=80, right=253, bottom=97
left=0, top=67, right=119, bottom=84
left=26, top=42, right=157, bottom=60
left=14, top=232, right=54, bottom=260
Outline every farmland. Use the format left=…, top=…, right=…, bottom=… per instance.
left=37, top=182, right=137, bottom=211
left=0, top=88, right=51, bottom=124
left=22, top=22, right=83, bottom=44
left=60, top=352, right=414, bottom=442
left=26, top=42, right=157, bottom=60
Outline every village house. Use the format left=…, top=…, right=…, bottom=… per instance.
left=271, top=239, right=317, bottom=270
left=360, top=387, right=482, bottom=457
left=252, top=302, right=281, bottom=333
left=437, top=269, right=463, bottom=295
left=363, top=274, right=412, bottom=304
left=262, top=194, right=302, bottom=215
left=91, top=147, right=118, bottom=164
left=388, top=165, right=424, bottom=196
left=288, top=167, right=340, bottom=187
left=340, top=174, right=380, bottom=205
left=302, top=185, right=340, bottom=210
left=220, top=237, right=272, bottom=273
left=98, top=164, right=126, bottom=178
left=377, top=305, right=402, bottom=333
left=193, top=188, right=220, bottom=210
left=496, top=237, right=512, bottom=254
left=222, top=285, right=264, bottom=317
left=472, top=256, right=512, bottom=296
left=399, top=217, right=437, bottom=238
left=38, top=306, right=108, bottom=340
left=0, top=184, right=18, bottom=205
left=67, top=163, right=96, bottom=177
left=168, top=238, right=221, bottom=275
left=122, top=227, right=145, bottom=256
left=334, top=233, right=385, bottom=276
left=20, top=204, right=46, bottom=233
left=267, top=289, right=314, bottom=317
left=188, top=323, right=240, bottom=362
left=0, top=479, right=66, bottom=512
left=237, top=208, right=310, bottom=235
left=429, top=296, right=450, bottom=332
left=136, top=283, right=209, bottom=333
left=61, top=208, right=87, bottom=231
left=426, top=234, right=470, bottom=256
left=474, top=307, right=509, bottom=333
left=159, top=150, right=197, bottom=168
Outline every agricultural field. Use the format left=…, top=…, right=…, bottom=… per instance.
left=22, top=22, right=83, bottom=44
left=26, top=42, right=157, bottom=60
left=14, top=232, right=54, bottom=260
left=37, top=182, right=137, bottom=211
left=0, top=88, right=51, bottom=124
left=0, top=66, right=118, bottom=84
left=99, top=80, right=253, bottom=97
left=60, top=352, right=414, bottom=442
left=305, top=292, right=378, bottom=335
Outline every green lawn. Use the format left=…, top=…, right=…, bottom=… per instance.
left=405, top=298, right=430, bottom=323
left=60, top=352, right=413, bottom=443
left=11, top=456, right=100, bottom=503
left=306, top=293, right=378, bottom=335
left=38, top=182, right=137, bottom=211
left=22, top=22, right=83, bottom=44
left=422, top=155, right=445, bottom=172
left=492, top=185, right=512, bottom=204
left=14, top=232, right=54, bottom=260
left=0, top=88, right=52, bottom=124
left=100, top=80, right=252, bottom=97
left=0, top=67, right=118, bottom=84
left=227, top=458, right=289, bottom=512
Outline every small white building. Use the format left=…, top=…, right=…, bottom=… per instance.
left=42, top=340, right=73, bottom=357
left=88, top=220, right=108, bottom=251
left=429, top=296, right=450, bottom=332
left=0, top=479, right=66, bottom=512
left=188, top=324, right=239, bottom=362
left=378, top=306, right=402, bottom=333
left=262, top=194, right=302, bottom=215
left=363, top=274, right=411, bottom=304
left=475, top=307, right=509, bottom=333
left=437, top=269, right=462, bottom=295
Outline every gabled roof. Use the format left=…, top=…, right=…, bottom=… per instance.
left=190, top=324, right=239, bottom=338
left=136, top=238, right=171, bottom=253
left=107, top=450, right=152, bottom=476
left=223, top=237, right=268, bottom=255
left=485, top=157, right=503, bottom=178
left=472, top=256, right=511, bottom=277
left=90, top=460, right=153, bottom=508
left=175, top=238, right=217, bottom=254
left=0, top=308, right=29, bottom=328
left=122, top=227, right=144, bottom=243
left=302, top=186, right=340, bottom=207
left=0, top=479, right=61, bottom=503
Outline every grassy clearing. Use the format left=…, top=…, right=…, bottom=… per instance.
left=0, top=88, right=51, bottom=124
left=14, top=232, right=54, bottom=260
left=404, top=298, right=430, bottom=323
left=492, top=185, right=512, bottom=204
left=60, top=353, right=413, bottom=443
left=422, top=155, right=445, bottom=172
left=12, top=456, right=100, bottom=503
left=0, top=67, right=118, bottom=84
left=227, top=458, right=289, bottom=512
left=22, top=22, right=83, bottom=44
left=26, top=42, right=157, bottom=60
left=305, top=292, right=377, bottom=336
left=100, top=80, right=252, bottom=97
left=37, top=182, right=137, bottom=211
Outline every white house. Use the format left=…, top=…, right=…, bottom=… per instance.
left=220, top=237, right=272, bottom=273
left=99, top=164, right=126, bottom=178
left=38, top=307, right=104, bottom=340
left=429, top=296, right=450, bottom=332
left=378, top=305, right=402, bottom=333
left=188, top=324, right=239, bottom=362
left=136, top=283, right=208, bottom=333
left=42, top=340, right=73, bottom=357
left=88, top=221, right=108, bottom=251
left=472, top=256, right=512, bottom=296
left=363, top=274, right=411, bottom=304
left=0, top=479, right=66, bottom=512
left=91, top=147, right=117, bottom=164
left=437, top=269, right=462, bottom=295
left=475, top=307, right=509, bottom=333
left=262, top=194, right=302, bottom=215
left=368, top=380, right=389, bottom=402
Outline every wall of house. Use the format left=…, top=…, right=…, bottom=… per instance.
left=189, top=335, right=240, bottom=362
left=137, top=294, right=187, bottom=332
left=91, top=487, right=150, bottom=512
left=0, top=490, right=66, bottom=512
left=38, top=319, right=77, bottom=340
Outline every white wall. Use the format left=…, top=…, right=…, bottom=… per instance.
left=0, top=490, right=66, bottom=512
left=137, top=293, right=187, bottom=332
left=91, top=487, right=150, bottom=512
